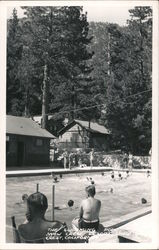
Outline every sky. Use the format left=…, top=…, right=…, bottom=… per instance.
left=7, top=3, right=136, bottom=26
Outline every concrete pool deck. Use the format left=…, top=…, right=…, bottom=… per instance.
left=89, top=210, right=152, bottom=243
left=118, top=212, right=152, bottom=242
left=6, top=166, right=150, bottom=177
left=88, top=206, right=152, bottom=243
left=6, top=167, right=112, bottom=177
left=103, top=206, right=151, bottom=229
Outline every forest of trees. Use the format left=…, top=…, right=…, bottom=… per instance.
left=7, top=6, right=152, bottom=155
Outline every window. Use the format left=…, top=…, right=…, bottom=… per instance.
left=36, top=139, right=43, bottom=146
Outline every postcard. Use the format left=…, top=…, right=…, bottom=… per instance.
left=0, top=1, right=158, bottom=249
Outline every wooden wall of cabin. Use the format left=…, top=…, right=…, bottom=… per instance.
left=6, top=134, right=50, bottom=166
left=25, top=136, right=50, bottom=165
left=58, top=124, right=86, bottom=149
left=6, top=134, right=17, bottom=166
left=58, top=124, right=111, bottom=152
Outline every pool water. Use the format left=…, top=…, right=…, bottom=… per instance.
left=6, top=171, right=151, bottom=242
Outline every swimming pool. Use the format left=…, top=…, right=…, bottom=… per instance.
left=6, top=171, right=151, bottom=243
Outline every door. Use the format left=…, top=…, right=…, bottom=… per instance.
left=17, top=142, right=25, bottom=166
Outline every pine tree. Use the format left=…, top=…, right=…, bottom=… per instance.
left=103, top=7, right=152, bottom=154
left=21, top=7, right=95, bottom=130
left=88, top=22, right=113, bottom=125
left=7, top=8, right=23, bottom=115
left=20, top=7, right=61, bottom=127
left=48, top=7, right=95, bottom=123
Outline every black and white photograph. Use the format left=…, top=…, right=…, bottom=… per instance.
left=0, top=0, right=158, bottom=248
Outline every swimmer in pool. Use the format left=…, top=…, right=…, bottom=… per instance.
left=126, top=170, right=129, bottom=178
left=118, top=172, right=122, bottom=180
left=47, top=201, right=78, bottom=211
left=147, top=170, right=151, bottom=177
left=15, top=194, right=28, bottom=206
left=53, top=176, right=59, bottom=183
left=111, top=171, right=115, bottom=180
left=86, top=177, right=94, bottom=183
left=22, top=194, right=28, bottom=203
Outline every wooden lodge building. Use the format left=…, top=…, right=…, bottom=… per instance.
left=58, top=119, right=111, bottom=151
left=6, top=115, right=55, bottom=167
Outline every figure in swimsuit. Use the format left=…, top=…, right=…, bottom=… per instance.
left=72, top=185, right=101, bottom=231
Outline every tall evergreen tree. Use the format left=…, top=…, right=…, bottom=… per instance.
left=88, top=22, right=113, bottom=125
left=21, top=6, right=94, bottom=130
left=7, top=8, right=23, bottom=115
left=103, top=7, right=152, bottom=154
left=48, top=7, right=95, bottom=122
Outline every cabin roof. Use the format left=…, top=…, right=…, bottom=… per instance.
left=58, top=119, right=110, bottom=135
left=6, top=115, right=55, bottom=139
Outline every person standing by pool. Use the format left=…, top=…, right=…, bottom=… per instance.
left=123, top=152, right=128, bottom=169
left=128, top=152, right=133, bottom=172
left=69, top=152, right=72, bottom=169
left=72, top=185, right=101, bottom=231
left=63, top=150, right=68, bottom=169
left=89, top=149, right=94, bottom=168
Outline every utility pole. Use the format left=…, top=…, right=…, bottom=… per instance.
left=41, top=9, right=53, bottom=129
left=41, top=64, right=48, bottom=129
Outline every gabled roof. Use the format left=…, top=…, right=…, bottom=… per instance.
left=6, top=115, right=55, bottom=139
left=58, top=119, right=110, bottom=135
